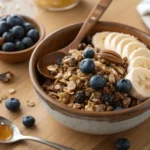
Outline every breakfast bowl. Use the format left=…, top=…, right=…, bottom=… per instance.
left=29, top=21, right=150, bottom=134
left=0, top=14, right=45, bottom=63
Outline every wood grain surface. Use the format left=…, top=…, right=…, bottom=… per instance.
left=0, top=0, right=149, bottom=150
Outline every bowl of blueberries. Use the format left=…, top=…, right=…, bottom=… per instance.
left=0, top=14, right=45, bottom=63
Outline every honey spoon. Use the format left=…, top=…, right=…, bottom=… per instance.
left=0, top=116, right=74, bottom=150
left=37, top=0, right=112, bottom=79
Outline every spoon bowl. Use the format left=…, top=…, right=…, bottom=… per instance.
left=0, top=116, right=74, bottom=150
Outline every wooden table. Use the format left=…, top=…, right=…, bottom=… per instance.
left=0, top=0, right=150, bottom=150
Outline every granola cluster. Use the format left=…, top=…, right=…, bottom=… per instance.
left=42, top=44, right=138, bottom=112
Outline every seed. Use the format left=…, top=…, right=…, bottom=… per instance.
left=9, top=89, right=16, bottom=94
left=26, top=101, right=35, bottom=107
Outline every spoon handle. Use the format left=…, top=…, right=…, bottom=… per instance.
left=70, top=0, right=112, bottom=49
left=20, top=135, right=74, bottom=150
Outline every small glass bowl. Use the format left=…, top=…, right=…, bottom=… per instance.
left=34, top=0, right=80, bottom=11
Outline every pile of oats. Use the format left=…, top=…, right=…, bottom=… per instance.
left=42, top=44, right=138, bottom=112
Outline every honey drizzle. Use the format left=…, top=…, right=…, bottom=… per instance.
left=0, top=122, right=12, bottom=140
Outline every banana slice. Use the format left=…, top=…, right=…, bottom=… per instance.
left=122, top=41, right=146, bottom=58
left=125, top=67, right=150, bottom=100
left=116, top=38, right=136, bottom=56
left=110, top=34, right=133, bottom=51
left=104, top=32, right=119, bottom=50
left=129, top=48, right=150, bottom=62
left=92, top=32, right=110, bottom=50
left=128, top=56, right=150, bottom=72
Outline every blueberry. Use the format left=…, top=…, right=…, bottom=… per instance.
left=2, top=32, right=14, bottom=42
left=15, top=41, right=25, bottom=50
left=5, top=98, right=20, bottom=111
left=22, top=37, right=34, bottom=48
left=90, top=75, right=106, bottom=90
left=22, top=116, right=35, bottom=127
left=79, top=58, right=95, bottom=74
left=116, top=79, right=132, bottom=93
left=83, top=47, right=95, bottom=58
left=27, top=29, right=39, bottom=42
left=0, top=16, right=7, bottom=22
left=114, top=106, right=123, bottom=111
left=2, top=42, right=16, bottom=52
left=0, top=21, right=9, bottom=36
left=12, top=25, right=25, bottom=39
left=116, top=138, right=130, bottom=150
left=75, top=91, right=86, bottom=104
left=102, top=94, right=114, bottom=106
left=56, top=57, right=62, bottom=65
left=6, top=15, right=24, bottom=27
left=23, top=22, right=34, bottom=32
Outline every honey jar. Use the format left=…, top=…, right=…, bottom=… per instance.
left=34, top=0, right=80, bottom=11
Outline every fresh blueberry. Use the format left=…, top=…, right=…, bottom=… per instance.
left=83, top=47, right=95, bottom=58
left=2, top=42, right=16, bottom=52
left=22, top=37, right=34, bottom=48
left=2, top=32, right=14, bottom=42
left=0, top=21, right=9, bottom=36
left=75, top=91, right=86, bottom=104
left=116, top=79, right=132, bottom=93
left=23, top=22, right=34, bottom=32
left=22, top=116, right=35, bottom=127
left=27, top=29, right=39, bottom=42
left=90, top=75, right=106, bottom=90
left=6, top=15, right=23, bottom=27
left=79, top=58, right=95, bottom=74
left=116, top=138, right=130, bottom=150
left=56, top=57, right=62, bottom=65
left=15, top=41, right=25, bottom=50
left=114, top=106, right=123, bottom=111
left=12, top=25, right=25, bottom=39
left=102, top=94, right=114, bottom=106
left=5, top=98, right=20, bottom=111
left=0, top=16, right=7, bottom=22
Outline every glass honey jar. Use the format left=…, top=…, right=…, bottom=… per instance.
left=34, top=0, right=80, bottom=11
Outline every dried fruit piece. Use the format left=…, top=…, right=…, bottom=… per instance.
left=100, top=50, right=124, bottom=65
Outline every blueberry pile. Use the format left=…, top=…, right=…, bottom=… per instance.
left=0, top=14, right=39, bottom=52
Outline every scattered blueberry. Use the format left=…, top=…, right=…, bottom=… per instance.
left=2, top=32, right=14, bottom=42
left=0, top=16, right=7, bottom=22
left=22, top=116, right=35, bottom=127
left=23, top=22, right=34, bottom=32
left=116, top=79, right=132, bottom=93
left=114, top=106, right=124, bottom=111
left=116, top=138, right=130, bottom=150
left=15, top=41, right=25, bottom=50
left=75, top=91, right=86, bottom=104
left=102, top=94, right=114, bottom=106
left=12, top=25, right=25, bottom=39
left=0, top=21, right=9, bottom=35
left=83, top=47, right=95, bottom=58
left=90, top=75, right=106, bottom=90
left=2, top=42, right=16, bottom=52
left=27, top=29, right=39, bottom=42
left=6, top=15, right=23, bottom=27
left=5, top=98, right=20, bottom=111
left=79, top=58, right=95, bottom=74
left=22, top=37, right=34, bottom=48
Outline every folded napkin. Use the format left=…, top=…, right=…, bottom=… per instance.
left=137, top=0, right=150, bottom=16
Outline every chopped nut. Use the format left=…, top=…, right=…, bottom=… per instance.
left=27, top=101, right=35, bottom=107
left=0, top=71, right=13, bottom=82
left=91, top=98, right=100, bottom=104
left=108, top=74, right=116, bottom=83
left=67, top=81, right=76, bottom=91
left=73, top=103, right=82, bottom=109
left=106, top=105, right=113, bottom=111
left=47, top=65, right=58, bottom=72
left=54, top=84, right=61, bottom=90
left=123, top=97, right=131, bottom=108
left=9, top=89, right=16, bottom=94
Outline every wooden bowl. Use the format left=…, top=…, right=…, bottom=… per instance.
left=29, top=22, right=150, bottom=134
left=0, top=15, right=45, bottom=63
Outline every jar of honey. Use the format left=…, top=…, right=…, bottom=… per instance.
left=34, top=0, right=80, bottom=11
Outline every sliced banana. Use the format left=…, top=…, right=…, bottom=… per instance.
left=104, top=32, right=119, bottom=50
left=92, top=32, right=110, bottom=50
left=116, top=38, right=136, bottom=56
left=125, top=67, right=150, bottom=100
left=122, top=41, right=146, bottom=58
left=128, top=56, right=150, bottom=72
left=129, top=48, right=150, bottom=62
left=110, top=34, right=133, bottom=51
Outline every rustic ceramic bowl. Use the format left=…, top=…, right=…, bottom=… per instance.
left=0, top=15, right=45, bottom=63
left=29, top=22, right=150, bottom=134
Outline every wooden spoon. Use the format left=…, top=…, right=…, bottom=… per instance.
left=37, top=0, right=112, bottom=79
